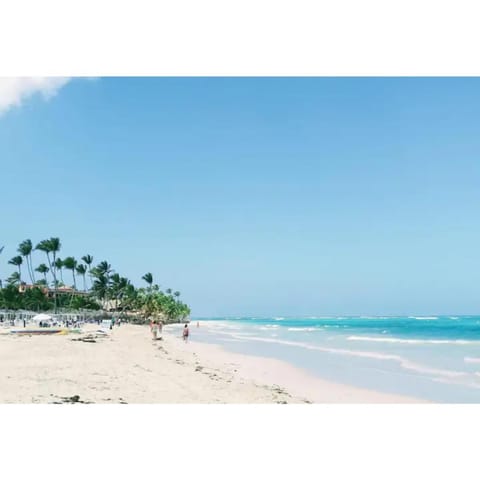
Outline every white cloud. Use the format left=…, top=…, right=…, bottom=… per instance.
left=0, top=77, right=72, bottom=115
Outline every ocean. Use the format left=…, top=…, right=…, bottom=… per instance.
left=182, top=316, right=480, bottom=402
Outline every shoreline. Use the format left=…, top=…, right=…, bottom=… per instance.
left=0, top=324, right=423, bottom=403
left=165, top=325, right=425, bottom=403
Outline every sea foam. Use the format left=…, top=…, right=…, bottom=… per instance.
left=226, top=333, right=468, bottom=379
left=347, top=336, right=480, bottom=345
left=464, top=357, right=480, bottom=364
left=287, top=327, right=320, bottom=332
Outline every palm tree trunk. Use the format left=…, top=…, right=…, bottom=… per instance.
left=82, top=274, right=86, bottom=292
left=25, top=256, right=33, bottom=284
left=53, top=252, right=60, bottom=313
left=29, top=254, right=36, bottom=283
left=29, top=257, right=34, bottom=283
left=46, top=252, right=58, bottom=313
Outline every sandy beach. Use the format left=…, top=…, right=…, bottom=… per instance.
left=0, top=323, right=423, bottom=403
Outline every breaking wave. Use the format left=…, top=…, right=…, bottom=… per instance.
left=347, top=336, right=480, bottom=345
left=227, top=333, right=469, bottom=379
left=287, top=327, right=321, bottom=332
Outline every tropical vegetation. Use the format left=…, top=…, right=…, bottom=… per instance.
left=0, top=238, right=191, bottom=323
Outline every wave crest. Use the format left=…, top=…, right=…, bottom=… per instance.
left=347, top=336, right=480, bottom=345
left=287, top=327, right=321, bottom=332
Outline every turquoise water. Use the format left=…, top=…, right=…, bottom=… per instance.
left=183, top=316, right=480, bottom=402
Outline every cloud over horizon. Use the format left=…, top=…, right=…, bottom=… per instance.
left=0, top=77, right=72, bottom=115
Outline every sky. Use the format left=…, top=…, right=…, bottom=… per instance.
left=1, top=77, right=480, bottom=316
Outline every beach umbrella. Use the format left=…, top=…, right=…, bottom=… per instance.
left=32, top=313, right=53, bottom=321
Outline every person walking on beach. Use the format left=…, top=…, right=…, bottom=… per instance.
left=150, top=318, right=159, bottom=340
left=183, top=323, right=189, bottom=342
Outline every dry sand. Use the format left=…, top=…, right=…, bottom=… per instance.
left=0, top=323, right=423, bottom=403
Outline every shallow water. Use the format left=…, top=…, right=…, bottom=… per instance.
left=179, top=316, right=480, bottom=402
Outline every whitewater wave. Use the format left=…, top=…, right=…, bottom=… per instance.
left=287, top=327, right=320, bottom=332
left=431, top=376, right=480, bottom=389
left=408, top=316, right=439, bottom=320
left=207, top=322, right=245, bottom=331
left=465, top=357, right=480, bottom=364
left=226, top=333, right=468, bottom=379
left=347, top=336, right=480, bottom=345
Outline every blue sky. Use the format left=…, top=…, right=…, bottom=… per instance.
left=1, top=77, right=480, bottom=316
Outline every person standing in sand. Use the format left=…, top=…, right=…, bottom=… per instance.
left=183, top=323, right=189, bottom=342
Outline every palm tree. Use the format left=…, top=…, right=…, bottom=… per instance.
left=165, top=288, right=172, bottom=295
left=92, top=274, right=109, bottom=305
left=18, top=239, right=35, bottom=284
left=63, top=256, right=78, bottom=289
left=81, top=255, right=93, bottom=272
left=36, top=237, right=61, bottom=312
left=76, top=264, right=87, bottom=291
left=7, top=271, right=21, bottom=286
left=54, top=258, right=64, bottom=284
left=8, top=256, right=23, bottom=282
left=110, top=273, right=130, bottom=310
left=95, top=261, right=112, bottom=277
left=142, top=273, right=153, bottom=290
left=35, top=240, right=52, bottom=269
left=174, top=291, right=181, bottom=300
left=90, top=261, right=113, bottom=308
left=81, top=254, right=93, bottom=289
left=118, top=282, right=137, bottom=316
left=35, top=263, right=49, bottom=283
left=49, top=237, right=61, bottom=280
